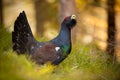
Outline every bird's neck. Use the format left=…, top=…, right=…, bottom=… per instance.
left=50, top=23, right=72, bottom=54
left=58, top=24, right=71, bottom=43
left=57, top=23, right=72, bottom=54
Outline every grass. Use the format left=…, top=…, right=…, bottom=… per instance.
left=0, top=28, right=120, bottom=80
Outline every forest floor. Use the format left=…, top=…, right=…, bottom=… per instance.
left=0, top=28, right=120, bottom=80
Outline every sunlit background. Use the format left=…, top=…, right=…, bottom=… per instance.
left=2, top=0, right=120, bottom=61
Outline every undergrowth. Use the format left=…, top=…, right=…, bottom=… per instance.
left=0, top=28, right=120, bottom=80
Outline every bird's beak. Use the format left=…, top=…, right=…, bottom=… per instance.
left=71, top=15, right=76, bottom=20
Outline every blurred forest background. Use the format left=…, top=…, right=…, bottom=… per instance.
left=1, top=0, right=120, bottom=62
left=1, top=0, right=120, bottom=80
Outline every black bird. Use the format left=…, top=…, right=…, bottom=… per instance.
left=12, top=11, right=77, bottom=65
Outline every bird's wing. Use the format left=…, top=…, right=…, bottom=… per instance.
left=12, top=11, right=39, bottom=54
left=31, top=43, right=64, bottom=65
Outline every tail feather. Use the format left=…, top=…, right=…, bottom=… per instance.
left=12, top=11, right=38, bottom=54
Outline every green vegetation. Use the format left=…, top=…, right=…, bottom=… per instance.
left=0, top=27, right=11, bottom=53
left=0, top=28, right=120, bottom=80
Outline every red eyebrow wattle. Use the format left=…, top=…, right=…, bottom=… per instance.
left=65, top=16, right=69, bottom=20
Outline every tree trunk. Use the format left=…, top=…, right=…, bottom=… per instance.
left=34, top=0, right=46, bottom=37
left=0, top=0, right=3, bottom=26
left=59, top=0, right=76, bottom=24
left=106, top=0, right=116, bottom=62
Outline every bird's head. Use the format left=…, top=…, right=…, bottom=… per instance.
left=63, top=14, right=77, bottom=29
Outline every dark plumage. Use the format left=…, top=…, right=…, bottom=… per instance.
left=12, top=11, right=77, bottom=65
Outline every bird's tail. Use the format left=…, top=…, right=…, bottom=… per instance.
left=12, top=11, right=38, bottom=54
